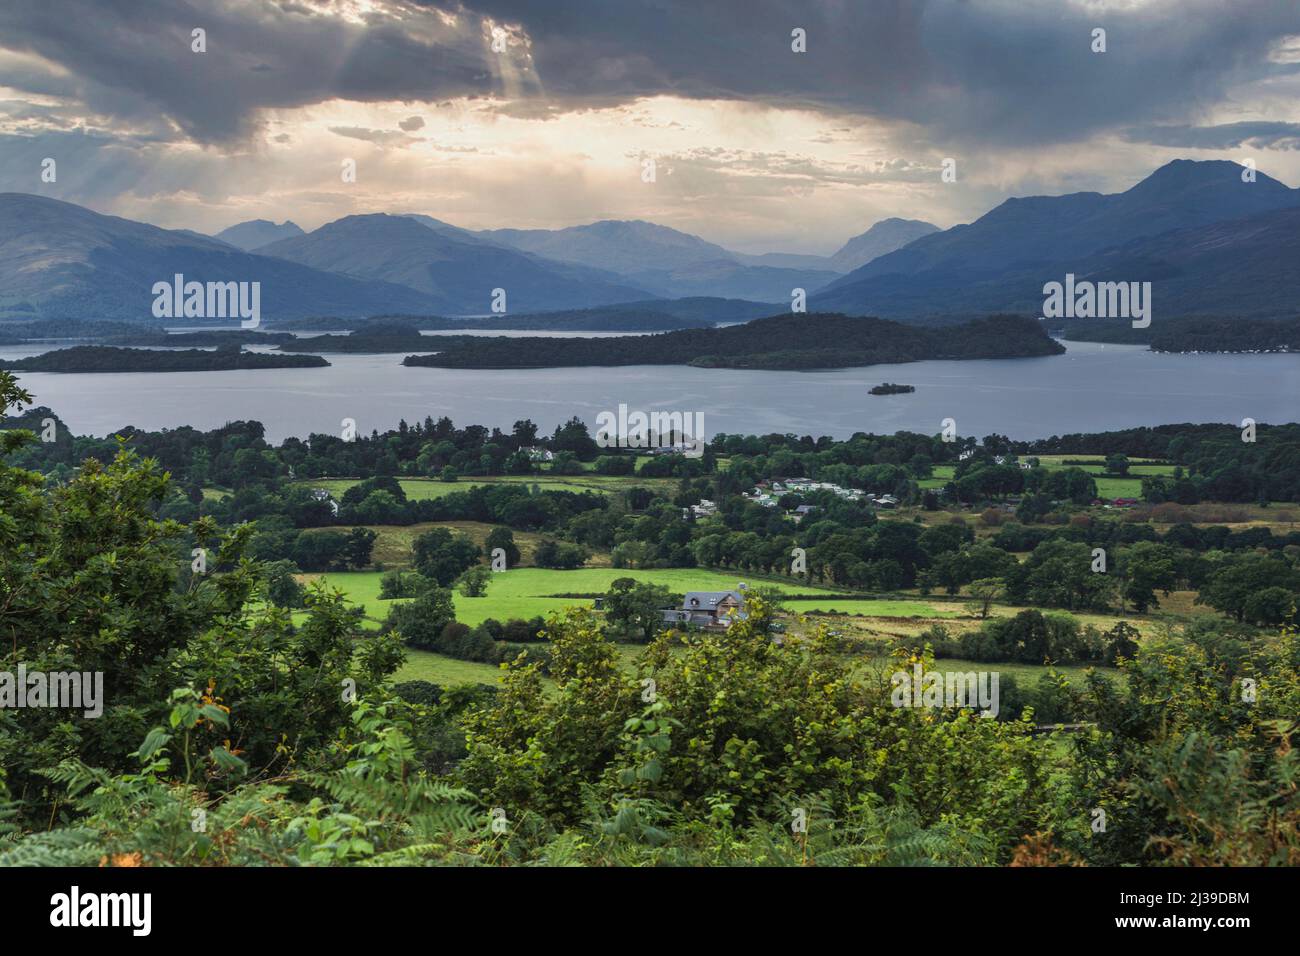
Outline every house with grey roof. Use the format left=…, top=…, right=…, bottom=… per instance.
left=661, top=589, right=748, bottom=631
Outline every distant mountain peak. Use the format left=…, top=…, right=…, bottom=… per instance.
left=1124, top=157, right=1291, bottom=196
left=478, top=218, right=737, bottom=275
left=239, top=217, right=298, bottom=228
left=828, top=218, right=940, bottom=272
left=215, top=218, right=305, bottom=251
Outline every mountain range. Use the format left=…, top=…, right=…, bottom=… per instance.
left=812, top=160, right=1300, bottom=319
left=0, top=194, right=932, bottom=322
left=0, top=194, right=433, bottom=322
left=1, top=159, right=1295, bottom=327
left=476, top=219, right=846, bottom=301
left=255, top=214, right=648, bottom=313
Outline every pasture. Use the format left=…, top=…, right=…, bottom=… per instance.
left=303, top=565, right=834, bottom=629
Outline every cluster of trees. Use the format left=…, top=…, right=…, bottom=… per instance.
left=374, top=525, right=570, bottom=665
left=402, top=618, right=550, bottom=669
left=2, top=405, right=614, bottom=485
left=601, top=578, right=678, bottom=643
left=1021, top=422, right=1300, bottom=504
left=907, top=613, right=1141, bottom=667
left=8, top=383, right=1299, bottom=509
left=948, top=459, right=1097, bottom=505
left=290, top=527, right=378, bottom=571
left=993, top=537, right=1299, bottom=624
left=533, top=539, right=590, bottom=569
left=1196, top=552, right=1300, bottom=625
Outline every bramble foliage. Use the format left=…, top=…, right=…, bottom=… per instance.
left=460, top=599, right=1048, bottom=861
left=0, top=695, right=478, bottom=866
left=0, top=374, right=402, bottom=827
left=1041, top=626, right=1300, bottom=865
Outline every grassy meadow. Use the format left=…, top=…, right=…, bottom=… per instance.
left=302, top=565, right=834, bottom=630
left=291, top=472, right=674, bottom=501
left=916, top=457, right=1177, bottom=499
left=286, top=452, right=1222, bottom=694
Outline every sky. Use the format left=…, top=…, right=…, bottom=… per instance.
left=1, top=0, right=1299, bottom=254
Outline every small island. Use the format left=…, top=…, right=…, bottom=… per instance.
left=869, top=383, right=915, bottom=395
left=403, top=314, right=1065, bottom=371
left=0, top=345, right=330, bottom=373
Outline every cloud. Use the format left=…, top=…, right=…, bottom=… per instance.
left=328, top=125, right=418, bottom=146
left=1122, top=121, right=1300, bottom=151
left=0, top=0, right=508, bottom=144
left=398, top=114, right=425, bottom=131
left=449, top=0, right=1300, bottom=149
left=0, top=0, right=1295, bottom=150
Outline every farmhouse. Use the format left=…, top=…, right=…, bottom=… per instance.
left=661, top=589, right=747, bottom=630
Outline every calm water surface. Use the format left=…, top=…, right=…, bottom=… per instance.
left=3, top=341, right=1296, bottom=443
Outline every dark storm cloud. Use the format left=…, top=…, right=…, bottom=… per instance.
left=455, top=0, right=1300, bottom=147
left=1122, top=121, right=1300, bottom=150
left=0, top=0, right=1297, bottom=150
left=0, top=0, right=495, bottom=143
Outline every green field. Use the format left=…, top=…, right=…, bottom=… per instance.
left=783, top=598, right=959, bottom=618
left=294, top=476, right=598, bottom=500
left=393, top=640, right=656, bottom=686
left=393, top=650, right=508, bottom=685
left=1032, top=455, right=1171, bottom=470
left=917, top=464, right=955, bottom=489
left=305, top=566, right=834, bottom=629
left=853, top=654, right=1112, bottom=689
left=307, top=563, right=1182, bottom=637
left=293, top=472, right=673, bottom=502
left=298, top=519, right=560, bottom=570
left=917, top=458, right=1175, bottom=499
left=1033, top=456, right=1175, bottom=499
